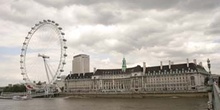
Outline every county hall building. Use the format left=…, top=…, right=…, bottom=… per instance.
left=64, top=54, right=209, bottom=93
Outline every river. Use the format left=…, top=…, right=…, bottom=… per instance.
left=0, top=97, right=208, bottom=110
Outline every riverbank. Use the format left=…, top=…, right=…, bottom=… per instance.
left=61, top=92, right=208, bottom=99
left=0, top=96, right=11, bottom=99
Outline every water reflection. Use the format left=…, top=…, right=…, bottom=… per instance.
left=0, top=97, right=207, bottom=110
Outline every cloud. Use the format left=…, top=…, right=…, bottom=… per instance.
left=177, top=0, right=220, bottom=12
left=1, top=0, right=220, bottom=87
left=33, top=0, right=182, bottom=10
left=205, top=10, right=220, bottom=35
left=0, top=0, right=57, bottom=26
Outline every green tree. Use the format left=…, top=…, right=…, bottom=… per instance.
left=3, top=84, right=26, bottom=92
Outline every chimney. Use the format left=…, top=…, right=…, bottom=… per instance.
left=143, top=62, right=146, bottom=75
left=160, top=61, right=163, bottom=70
left=169, top=60, right=171, bottom=69
left=93, top=67, right=96, bottom=74
left=199, top=62, right=203, bottom=66
left=193, top=59, right=197, bottom=65
left=186, top=58, right=189, bottom=68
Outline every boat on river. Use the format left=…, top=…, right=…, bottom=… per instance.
left=12, top=95, right=32, bottom=100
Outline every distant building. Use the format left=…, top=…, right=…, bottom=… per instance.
left=65, top=58, right=209, bottom=93
left=72, top=54, right=90, bottom=74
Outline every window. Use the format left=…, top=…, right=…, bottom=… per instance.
left=190, top=76, right=195, bottom=86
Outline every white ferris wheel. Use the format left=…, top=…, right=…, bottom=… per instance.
left=20, top=20, right=67, bottom=92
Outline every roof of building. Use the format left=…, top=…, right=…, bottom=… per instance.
left=73, top=54, right=89, bottom=58
left=65, top=62, right=208, bottom=80
left=65, top=72, right=93, bottom=80
left=94, top=65, right=142, bottom=75
left=144, top=63, right=208, bottom=75
left=93, top=63, right=208, bottom=76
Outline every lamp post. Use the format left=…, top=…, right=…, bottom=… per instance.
left=207, top=59, right=211, bottom=74
left=207, top=58, right=213, bottom=110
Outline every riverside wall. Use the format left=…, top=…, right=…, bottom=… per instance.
left=61, top=92, right=208, bottom=98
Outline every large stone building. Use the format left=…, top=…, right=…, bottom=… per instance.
left=72, top=54, right=90, bottom=74
left=65, top=57, right=209, bottom=93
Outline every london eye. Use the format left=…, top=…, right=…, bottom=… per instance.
left=20, top=20, right=67, bottom=94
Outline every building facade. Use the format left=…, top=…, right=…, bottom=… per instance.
left=72, top=54, right=90, bottom=74
left=65, top=59, right=209, bottom=93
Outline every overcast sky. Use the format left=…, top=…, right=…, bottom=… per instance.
left=1, top=0, right=220, bottom=86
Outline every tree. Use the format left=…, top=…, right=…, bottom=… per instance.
left=3, top=84, right=26, bottom=92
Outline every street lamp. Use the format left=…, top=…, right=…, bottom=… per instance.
left=207, top=58, right=211, bottom=74
left=207, top=58, right=213, bottom=110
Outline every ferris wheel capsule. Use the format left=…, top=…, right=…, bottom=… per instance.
left=58, top=27, right=62, bottom=30
left=64, top=54, right=67, bottom=57
left=64, top=46, right=67, bottom=49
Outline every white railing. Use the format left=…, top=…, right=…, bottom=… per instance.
left=213, top=84, right=220, bottom=110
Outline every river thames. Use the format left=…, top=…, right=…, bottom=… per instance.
left=0, top=97, right=207, bottom=110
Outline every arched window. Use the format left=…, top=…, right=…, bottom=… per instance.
left=190, top=76, right=195, bottom=86
left=204, top=77, right=209, bottom=85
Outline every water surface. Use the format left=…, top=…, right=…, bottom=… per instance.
left=0, top=97, right=208, bottom=110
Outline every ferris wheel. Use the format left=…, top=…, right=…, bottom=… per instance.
left=20, top=19, right=67, bottom=91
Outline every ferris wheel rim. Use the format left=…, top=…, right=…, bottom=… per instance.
left=20, top=19, right=67, bottom=85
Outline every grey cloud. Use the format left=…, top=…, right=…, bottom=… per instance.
left=205, top=12, right=220, bottom=35
left=111, top=42, right=136, bottom=54
left=0, top=0, right=58, bottom=27
left=93, top=9, right=123, bottom=25
left=33, top=0, right=181, bottom=10
left=165, top=49, right=200, bottom=59
left=118, top=0, right=181, bottom=10
left=69, top=24, right=169, bottom=55
left=206, top=29, right=220, bottom=35
left=34, top=0, right=220, bottom=12
left=75, top=32, right=104, bottom=47
left=177, top=0, right=220, bottom=12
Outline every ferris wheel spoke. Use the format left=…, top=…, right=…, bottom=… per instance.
left=45, top=61, right=56, bottom=83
